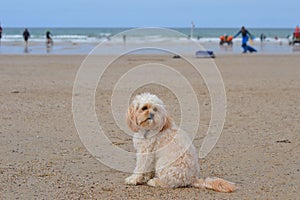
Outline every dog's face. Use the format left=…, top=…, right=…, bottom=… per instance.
left=127, top=93, right=171, bottom=133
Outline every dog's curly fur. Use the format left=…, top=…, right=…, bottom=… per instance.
left=125, top=93, right=236, bottom=192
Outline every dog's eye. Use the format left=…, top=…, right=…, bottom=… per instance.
left=153, top=107, right=157, bottom=112
left=141, top=106, right=148, bottom=111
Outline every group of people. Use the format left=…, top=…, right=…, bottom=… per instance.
left=0, top=25, right=53, bottom=47
left=0, top=25, right=299, bottom=53
left=219, top=26, right=257, bottom=53
left=22, top=28, right=53, bottom=47
left=0, top=24, right=253, bottom=53
left=231, top=25, right=300, bottom=52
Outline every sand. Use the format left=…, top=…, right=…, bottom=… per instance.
left=0, top=54, right=299, bottom=199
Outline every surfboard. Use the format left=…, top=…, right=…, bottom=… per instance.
left=195, top=50, right=215, bottom=58
left=247, top=45, right=257, bottom=52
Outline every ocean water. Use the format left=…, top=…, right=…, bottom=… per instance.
left=0, top=27, right=299, bottom=54
left=1, top=27, right=294, bottom=42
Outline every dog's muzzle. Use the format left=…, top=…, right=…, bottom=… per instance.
left=148, top=113, right=154, bottom=120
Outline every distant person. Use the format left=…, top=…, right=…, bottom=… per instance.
left=23, top=28, right=30, bottom=46
left=46, top=30, right=53, bottom=47
left=293, top=25, right=300, bottom=38
left=274, top=36, right=282, bottom=45
left=0, top=24, right=2, bottom=44
left=234, top=26, right=257, bottom=53
left=290, top=25, right=300, bottom=45
left=260, top=33, right=266, bottom=42
left=122, top=34, right=126, bottom=45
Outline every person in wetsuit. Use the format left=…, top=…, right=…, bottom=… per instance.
left=0, top=24, right=3, bottom=44
left=23, top=28, right=30, bottom=46
left=234, top=26, right=256, bottom=53
left=46, top=30, right=53, bottom=46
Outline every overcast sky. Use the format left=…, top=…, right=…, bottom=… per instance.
left=0, top=0, right=299, bottom=28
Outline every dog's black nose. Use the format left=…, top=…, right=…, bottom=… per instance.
left=149, top=113, right=154, bottom=119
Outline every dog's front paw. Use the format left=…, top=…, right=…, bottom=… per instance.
left=125, top=174, right=143, bottom=185
left=147, top=178, right=161, bottom=187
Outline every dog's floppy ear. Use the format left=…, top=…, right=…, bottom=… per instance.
left=160, top=114, right=172, bottom=132
left=126, top=104, right=139, bottom=132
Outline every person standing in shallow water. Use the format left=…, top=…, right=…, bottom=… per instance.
left=0, top=23, right=3, bottom=45
left=46, top=30, right=53, bottom=47
left=23, top=28, right=30, bottom=46
left=234, top=26, right=257, bottom=53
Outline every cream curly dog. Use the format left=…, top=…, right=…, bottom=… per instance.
left=125, top=93, right=236, bottom=192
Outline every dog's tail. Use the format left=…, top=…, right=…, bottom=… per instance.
left=193, top=177, right=236, bottom=193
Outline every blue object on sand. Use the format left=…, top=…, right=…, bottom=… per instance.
left=195, top=50, right=215, bottom=58
left=245, top=45, right=257, bottom=53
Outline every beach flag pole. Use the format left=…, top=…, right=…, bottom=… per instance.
left=191, top=21, right=195, bottom=39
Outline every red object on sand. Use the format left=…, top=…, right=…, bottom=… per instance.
left=294, top=26, right=300, bottom=37
left=219, top=35, right=233, bottom=45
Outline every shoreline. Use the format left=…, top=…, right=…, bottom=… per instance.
left=1, top=40, right=300, bottom=55
left=0, top=51, right=299, bottom=56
